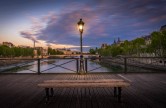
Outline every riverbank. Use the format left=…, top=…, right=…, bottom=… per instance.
left=0, top=57, right=35, bottom=67
left=100, top=57, right=166, bottom=72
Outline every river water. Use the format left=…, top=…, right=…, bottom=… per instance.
left=0, top=59, right=122, bottom=73
left=0, top=58, right=157, bottom=73
left=16, top=59, right=114, bottom=73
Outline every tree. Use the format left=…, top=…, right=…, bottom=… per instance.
left=161, top=30, right=166, bottom=57
left=48, top=47, right=64, bottom=55
left=150, top=31, right=163, bottom=56
left=110, top=45, right=123, bottom=57
left=0, top=45, right=10, bottom=57
left=0, top=45, right=34, bottom=57
left=48, top=47, right=52, bottom=55
left=131, top=38, right=145, bottom=56
left=149, top=30, right=166, bottom=57
left=120, top=40, right=131, bottom=55
left=89, top=48, right=96, bottom=54
left=37, top=49, right=41, bottom=56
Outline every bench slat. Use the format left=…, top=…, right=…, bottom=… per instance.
left=38, top=82, right=130, bottom=88
left=44, top=79, right=125, bottom=83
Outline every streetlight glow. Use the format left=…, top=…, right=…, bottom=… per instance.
left=77, top=19, right=84, bottom=33
left=79, top=25, right=83, bottom=30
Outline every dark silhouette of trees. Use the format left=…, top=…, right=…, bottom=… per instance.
left=90, top=30, right=166, bottom=57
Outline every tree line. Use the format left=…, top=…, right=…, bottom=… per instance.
left=89, top=30, right=166, bottom=57
left=0, top=45, right=64, bottom=58
left=48, top=47, right=64, bottom=55
left=0, top=45, right=34, bottom=58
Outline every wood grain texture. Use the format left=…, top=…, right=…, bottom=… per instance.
left=0, top=73, right=166, bottom=108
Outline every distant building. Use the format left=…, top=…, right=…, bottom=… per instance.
left=42, top=49, right=48, bottom=56
left=117, top=37, right=121, bottom=44
left=18, top=45, right=31, bottom=48
left=101, top=43, right=107, bottom=49
left=33, top=49, right=38, bottom=56
left=57, top=48, right=73, bottom=55
left=35, top=47, right=43, bottom=51
left=141, top=24, right=166, bottom=45
left=160, top=24, right=166, bottom=31
left=113, top=37, right=124, bottom=45
left=56, top=48, right=79, bottom=55
left=113, top=39, right=116, bottom=45
left=2, top=42, right=14, bottom=48
left=142, top=35, right=151, bottom=45
left=34, top=47, right=47, bottom=56
left=71, top=51, right=79, bottom=54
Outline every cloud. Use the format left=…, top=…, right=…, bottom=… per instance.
left=20, top=31, right=39, bottom=43
left=19, top=0, right=166, bottom=50
left=20, top=16, right=46, bottom=43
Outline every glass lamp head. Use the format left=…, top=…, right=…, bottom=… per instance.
left=77, top=19, right=84, bottom=33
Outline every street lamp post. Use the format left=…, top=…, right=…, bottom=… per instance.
left=77, top=18, right=85, bottom=74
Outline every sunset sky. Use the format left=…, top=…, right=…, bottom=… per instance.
left=0, top=0, right=166, bottom=51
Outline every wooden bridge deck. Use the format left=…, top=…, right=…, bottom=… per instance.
left=0, top=73, right=166, bottom=108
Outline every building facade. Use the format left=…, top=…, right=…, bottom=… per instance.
left=2, top=42, right=14, bottom=48
left=101, top=43, right=108, bottom=49
left=160, top=24, right=166, bottom=31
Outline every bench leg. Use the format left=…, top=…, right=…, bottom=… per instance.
left=50, top=88, right=54, bottom=97
left=118, top=87, right=122, bottom=103
left=114, top=87, right=117, bottom=97
left=45, top=88, right=49, bottom=104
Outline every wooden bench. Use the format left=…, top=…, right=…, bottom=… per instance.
left=38, top=79, right=130, bottom=103
left=43, top=79, right=125, bottom=83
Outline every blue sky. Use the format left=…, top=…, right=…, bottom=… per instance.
left=0, top=0, right=166, bottom=52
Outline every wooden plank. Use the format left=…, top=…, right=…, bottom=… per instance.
left=38, top=82, right=130, bottom=88
left=44, top=79, right=125, bottom=83
left=85, top=88, right=92, bottom=108
left=90, top=88, right=99, bottom=108
left=69, top=88, right=76, bottom=108
left=81, top=88, right=87, bottom=108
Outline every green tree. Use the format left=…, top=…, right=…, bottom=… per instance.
left=150, top=31, right=166, bottom=57
left=0, top=45, right=10, bottom=57
left=161, top=30, right=166, bottom=56
left=48, top=47, right=64, bottom=55
left=131, top=38, right=145, bottom=56
left=110, top=45, right=123, bottom=57
left=48, top=47, right=52, bottom=55
left=89, top=48, right=96, bottom=54
left=120, top=40, right=131, bottom=55
left=0, top=45, right=34, bottom=57
left=56, top=50, right=64, bottom=55
left=150, top=31, right=163, bottom=56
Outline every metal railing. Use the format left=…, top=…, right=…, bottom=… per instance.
left=0, top=58, right=79, bottom=74
left=0, top=57, right=166, bottom=74
left=39, top=58, right=79, bottom=73
left=85, top=57, right=166, bottom=73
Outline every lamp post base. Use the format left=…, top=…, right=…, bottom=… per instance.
left=79, top=55, right=86, bottom=75
left=79, top=71, right=86, bottom=75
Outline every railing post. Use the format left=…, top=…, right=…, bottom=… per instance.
left=85, top=58, right=88, bottom=73
left=124, top=57, right=127, bottom=73
left=76, top=59, right=79, bottom=73
left=79, top=58, right=84, bottom=74
left=37, top=59, right=40, bottom=74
